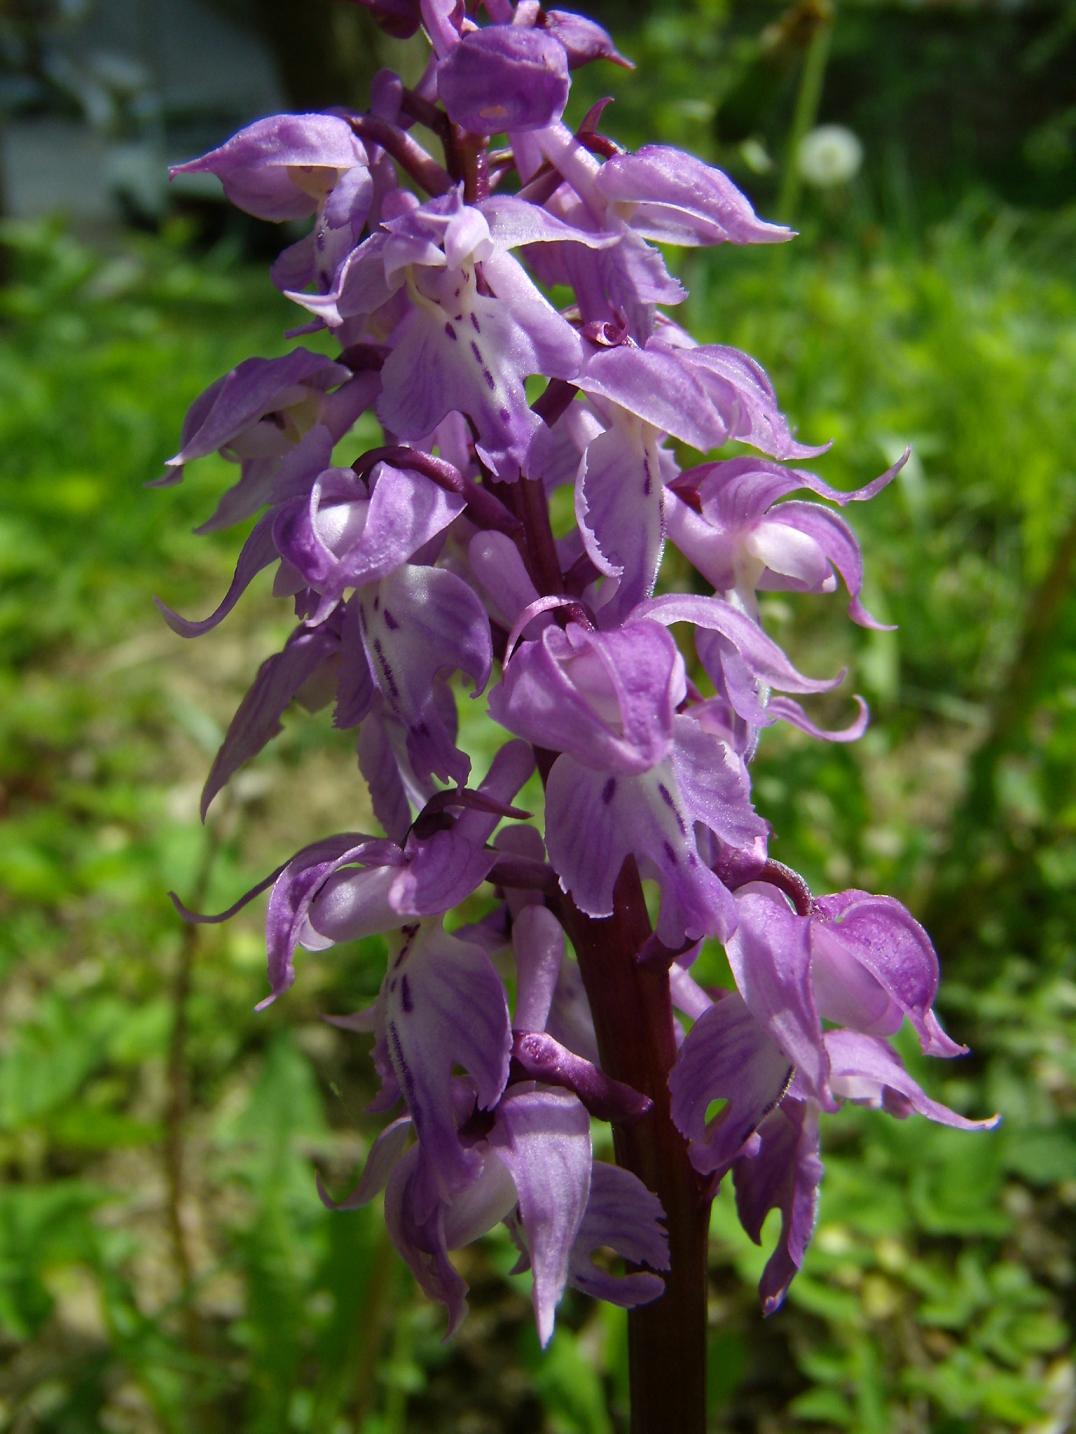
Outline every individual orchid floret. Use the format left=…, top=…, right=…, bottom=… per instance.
left=378, top=920, right=514, bottom=1196
left=637, top=591, right=867, bottom=752
left=519, top=123, right=791, bottom=338
left=480, top=0, right=629, bottom=71
left=319, top=905, right=665, bottom=1345
left=489, top=618, right=685, bottom=775
left=593, top=145, right=793, bottom=248
left=668, top=453, right=906, bottom=627
left=157, top=439, right=492, bottom=786
left=171, top=113, right=370, bottom=223
left=436, top=24, right=570, bottom=134
left=670, top=878, right=995, bottom=1184
left=535, top=122, right=792, bottom=249
left=490, top=613, right=811, bottom=940
left=649, top=336, right=829, bottom=461
left=271, top=457, right=466, bottom=621
left=737, top=1027, right=998, bottom=1314
left=289, top=189, right=611, bottom=475
left=156, top=352, right=375, bottom=534
left=362, top=1087, right=665, bottom=1341
left=160, top=350, right=350, bottom=480
left=809, top=888, right=967, bottom=1057
left=578, top=332, right=822, bottom=465
left=669, top=880, right=997, bottom=1313
left=513, top=4, right=632, bottom=70
left=543, top=716, right=766, bottom=944
left=257, top=740, right=534, bottom=1005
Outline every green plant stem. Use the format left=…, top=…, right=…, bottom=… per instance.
left=777, top=2, right=836, bottom=226
left=352, top=1223, right=398, bottom=1432
left=162, top=821, right=224, bottom=1363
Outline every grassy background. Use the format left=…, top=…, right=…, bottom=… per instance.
left=2, top=1, right=1075, bottom=1429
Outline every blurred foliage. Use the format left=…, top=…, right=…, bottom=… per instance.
left=2, top=1, right=1075, bottom=1426
left=573, top=0, right=1076, bottom=218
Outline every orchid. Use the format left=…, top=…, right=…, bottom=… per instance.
left=160, top=4, right=996, bottom=1428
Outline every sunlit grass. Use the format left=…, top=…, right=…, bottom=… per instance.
left=0, top=202, right=1073, bottom=1432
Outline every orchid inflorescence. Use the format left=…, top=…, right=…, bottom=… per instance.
left=159, top=0, right=996, bottom=1357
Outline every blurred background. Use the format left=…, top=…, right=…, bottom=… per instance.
left=1, top=0, right=1073, bottom=1430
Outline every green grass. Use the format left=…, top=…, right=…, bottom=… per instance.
left=0, top=193, right=1073, bottom=1434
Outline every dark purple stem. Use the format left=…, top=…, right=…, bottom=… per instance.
left=532, top=379, right=578, bottom=429
left=555, top=865, right=710, bottom=1434
left=399, top=87, right=451, bottom=140
left=752, top=858, right=814, bottom=917
left=460, top=134, right=490, bottom=203
left=518, top=476, right=564, bottom=595
left=346, top=114, right=452, bottom=196
left=517, top=161, right=564, bottom=208
left=519, top=438, right=709, bottom=1431
left=353, top=445, right=523, bottom=538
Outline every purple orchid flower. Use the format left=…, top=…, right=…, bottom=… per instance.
left=318, top=896, right=666, bottom=1342
left=668, top=880, right=997, bottom=1309
left=159, top=1, right=996, bottom=1403
left=436, top=24, right=570, bottom=135
left=286, top=188, right=613, bottom=476
left=170, top=113, right=370, bottom=223
left=668, top=452, right=907, bottom=626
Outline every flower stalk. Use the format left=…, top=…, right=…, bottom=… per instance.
left=561, top=867, right=710, bottom=1433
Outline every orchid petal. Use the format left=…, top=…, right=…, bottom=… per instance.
left=490, top=620, right=682, bottom=774
left=575, top=421, right=666, bottom=620
left=669, top=344, right=828, bottom=460
left=595, top=146, right=791, bottom=247
left=490, top=1089, right=592, bottom=1345
left=732, top=1100, right=823, bottom=1315
left=171, top=113, right=367, bottom=222
left=726, top=885, right=831, bottom=1106
left=638, top=593, right=844, bottom=700
left=669, top=992, right=793, bottom=1175
left=438, top=27, right=570, bottom=135
left=382, top=923, right=512, bottom=1194
left=360, top=564, right=492, bottom=786
left=384, top=1149, right=470, bottom=1337
left=825, top=1031, right=999, bottom=1130
left=316, top=1115, right=413, bottom=1209
left=261, top=835, right=400, bottom=1006
left=545, top=754, right=736, bottom=943
left=156, top=513, right=278, bottom=637
left=513, top=905, right=565, bottom=1032
left=763, top=501, right=893, bottom=629
left=568, top=1162, right=668, bottom=1309
left=202, top=620, right=340, bottom=817
left=811, top=892, right=966, bottom=1057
